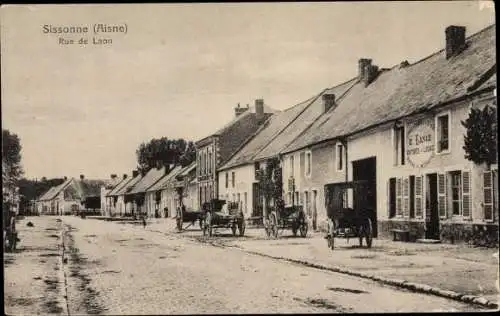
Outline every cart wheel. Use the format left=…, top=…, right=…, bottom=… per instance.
left=238, top=218, right=245, bottom=237
left=270, top=212, right=278, bottom=239
left=365, top=218, right=373, bottom=248
left=327, top=220, right=335, bottom=250
left=231, top=223, right=237, bottom=236
left=176, top=207, right=183, bottom=232
left=299, top=220, right=308, bottom=238
left=205, top=212, right=213, bottom=237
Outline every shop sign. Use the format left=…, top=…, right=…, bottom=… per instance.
left=406, top=118, right=435, bottom=168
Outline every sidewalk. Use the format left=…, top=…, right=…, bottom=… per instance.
left=231, top=228, right=500, bottom=307
left=4, top=216, right=67, bottom=315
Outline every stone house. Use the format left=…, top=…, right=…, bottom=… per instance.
left=125, top=166, right=168, bottom=216
left=282, top=24, right=497, bottom=243
left=195, top=99, right=273, bottom=208
left=145, top=165, right=184, bottom=218
left=108, top=170, right=142, bottom=216
left=100, top=174, right=127, bottom=216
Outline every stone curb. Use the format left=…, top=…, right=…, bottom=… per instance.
left=239, top=249, right=499, bottom=310
left=57, top=220, right=70, bottom=316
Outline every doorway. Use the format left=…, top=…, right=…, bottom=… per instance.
left=425, top=173, right=440, bottom=239
left=352, top=157, right=377, bottom=237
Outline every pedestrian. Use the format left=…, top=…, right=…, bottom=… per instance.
left=142, top=214, right=147, bottom=229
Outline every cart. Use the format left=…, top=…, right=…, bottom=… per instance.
left=265, top=199, right=308, bottom=239
left=202, top=199, right=246, bottom=237
left=324, top=180, right=374, bottom=250
left=175, top=205, right=204, bottom=232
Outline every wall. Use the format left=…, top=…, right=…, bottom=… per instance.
left=346, top=94, right=498, bottom=244
left=282, top=139, right=348, bottom=231
left=218, top=163, right=255, bottom=217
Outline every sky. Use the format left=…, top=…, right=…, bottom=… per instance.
left=1, top=1, right=495, bottom=180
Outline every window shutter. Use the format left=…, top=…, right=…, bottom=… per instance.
left=403, top=177, right=410, bottom=218
left=415, top=176, right=423, bottom=218
left=461, top=171, right=472, bottom=218
left=438, top=173, right=447, bottom=218
left=396, top=178, right=402, bottom=216
left=483, top=170, right=493, bottom=221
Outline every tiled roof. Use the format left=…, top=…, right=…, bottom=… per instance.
left=114, top=173, right=143, bottom=196
left=255, top=78, right=357, bottom=160
left=107, top=176, right=133, bottom=197
left=103, top=176, right=124, bottom=190
left=127, top=166, right=168, bottom=194
left=219, top=96, right=315, bottom=170
left=146, top=165, right=184, bottom=192
left=38, top=178, right=73, bottom=201
left=284, top=24, right=496, bottom=154
left=65, top=179, right=106, bottom=199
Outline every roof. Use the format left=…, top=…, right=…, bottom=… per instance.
left=146, top=165, right=184, bottom=192
left=255, top=78, right=357, bottom=160
left=114, top=173, right=143, bottom=196
left=38, top=178, right=73, bottom=201
left=65, top=179, right=106, bottom=199
left=107, top=176, right=133, bottom=197
left=197, top=108, right=274, bottom=145
left=284, top=24, right=496, bottom=154
left=127, top=166, right=167, bottom=195
left=103, top=176, right=125, bottom=190
left=219, top=96, right=315, bottom=170
left=173, top=162, right=197, bottom=187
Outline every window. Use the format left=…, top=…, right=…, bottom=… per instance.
left=208, top=152, right=212, bottom=174
left=294, top=191, right=299, bottom=205
left=450, top=171, right=462, bottom=216
left=288, top=192, right=292, bottom=205
left=483, top=170, right=497, bottom=221
left=409, top=176, right=415, bottom=218
left=237, top=193, right=240, bottom=202
left=254, top=162, right=260, bottom=179
left=414, top=176, right=424, bottom=218
left=225, top=172, right=228, bottom=188
left=396, top=178, right=403, bottom=217
left=336, top=143, right=344, bottom=171
left=394, top=126, right=405, bottom=165
left=305, top=151, right=312, bottom=176
left=436, top=113, right=450, bottom=153
left=389, top=178, right=397, bottom=218
left=290, top=156, right=295, bottom=177
left=231, top=172, right=235, bottom=188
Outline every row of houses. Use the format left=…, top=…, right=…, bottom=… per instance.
left=198, top=24, right=498, bottom=243
left=36, top=24, right=497, bottom=244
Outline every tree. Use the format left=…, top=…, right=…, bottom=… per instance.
left=2, top=129, right=23, bottom=182
left=462, top=105, right=497, bottom=167
left=136, top=137, right=196, bottom=173
left=257, top=158, right=283, bottom=217
left=18, top=177, right=65, bottom=214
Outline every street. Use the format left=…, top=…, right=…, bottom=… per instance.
left=4, top=216, right=489, bottom=314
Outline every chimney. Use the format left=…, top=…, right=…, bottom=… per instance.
left=359, top=58, right=379, bottom=87
left=358, top=58, right=372, bottom=81
left=234, top=102, right=249, bottom=117
left=322, top=94, right=336, bottom=113
left=123, top=174, right=128, bottom=179
left=132, top=170, right=139, bottom=178
left=80, top=174, right=84, bottom=180
left=110, top=174, right=117, bottom=179
left=255, top=99, right=264, bottom=120
left=64, top=176, right=67, bottom=181
left=445, top=25, right=466, bottom=59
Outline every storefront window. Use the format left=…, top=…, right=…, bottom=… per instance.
left=450, top=171, right=462, bottom=216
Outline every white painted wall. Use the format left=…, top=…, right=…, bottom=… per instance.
left=218, top=164, right=255, bottom=217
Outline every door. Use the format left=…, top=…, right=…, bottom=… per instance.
left=425, top=173, right=440, bottom=239
left=352, top=157, right=377, bottom=237
left=312, top=190, right=318, bottom=230
left=389, top=178, right=396, bottom=218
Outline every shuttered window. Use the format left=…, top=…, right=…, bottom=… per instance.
left=438, top=173, right=447, bottom=218
left=403, top=177, right=410, bottom=217
left=415, top=176, right=424, bottom=218
left=462, top=171, right=471, bottom=218
left=396, top=178, right=403, bottom=216
left=484, top=170, right=494, bottom=221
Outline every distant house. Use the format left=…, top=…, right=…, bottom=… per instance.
left=173, top=162, right=198, bottom=212
left=125, top=166, right=168, bottom=216
left=145, top=165, right=184, bottom=218
left=106, top=173, right=134, bottom=217
left=36, top=175, right=105, bottom=215
left=108, top=170, right=142, bottom=217
left=100, top=174, right=127, bottom=216
left=195, top=99, right=274, bottom=208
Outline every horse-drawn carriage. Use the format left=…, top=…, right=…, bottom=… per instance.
left=324, top=180, right=374, bottom=250
left=264, top=199, right=308, bottom=239
left=175, top=205, right=204, bottom=232
left=202, top=199, right=246, bottom=237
